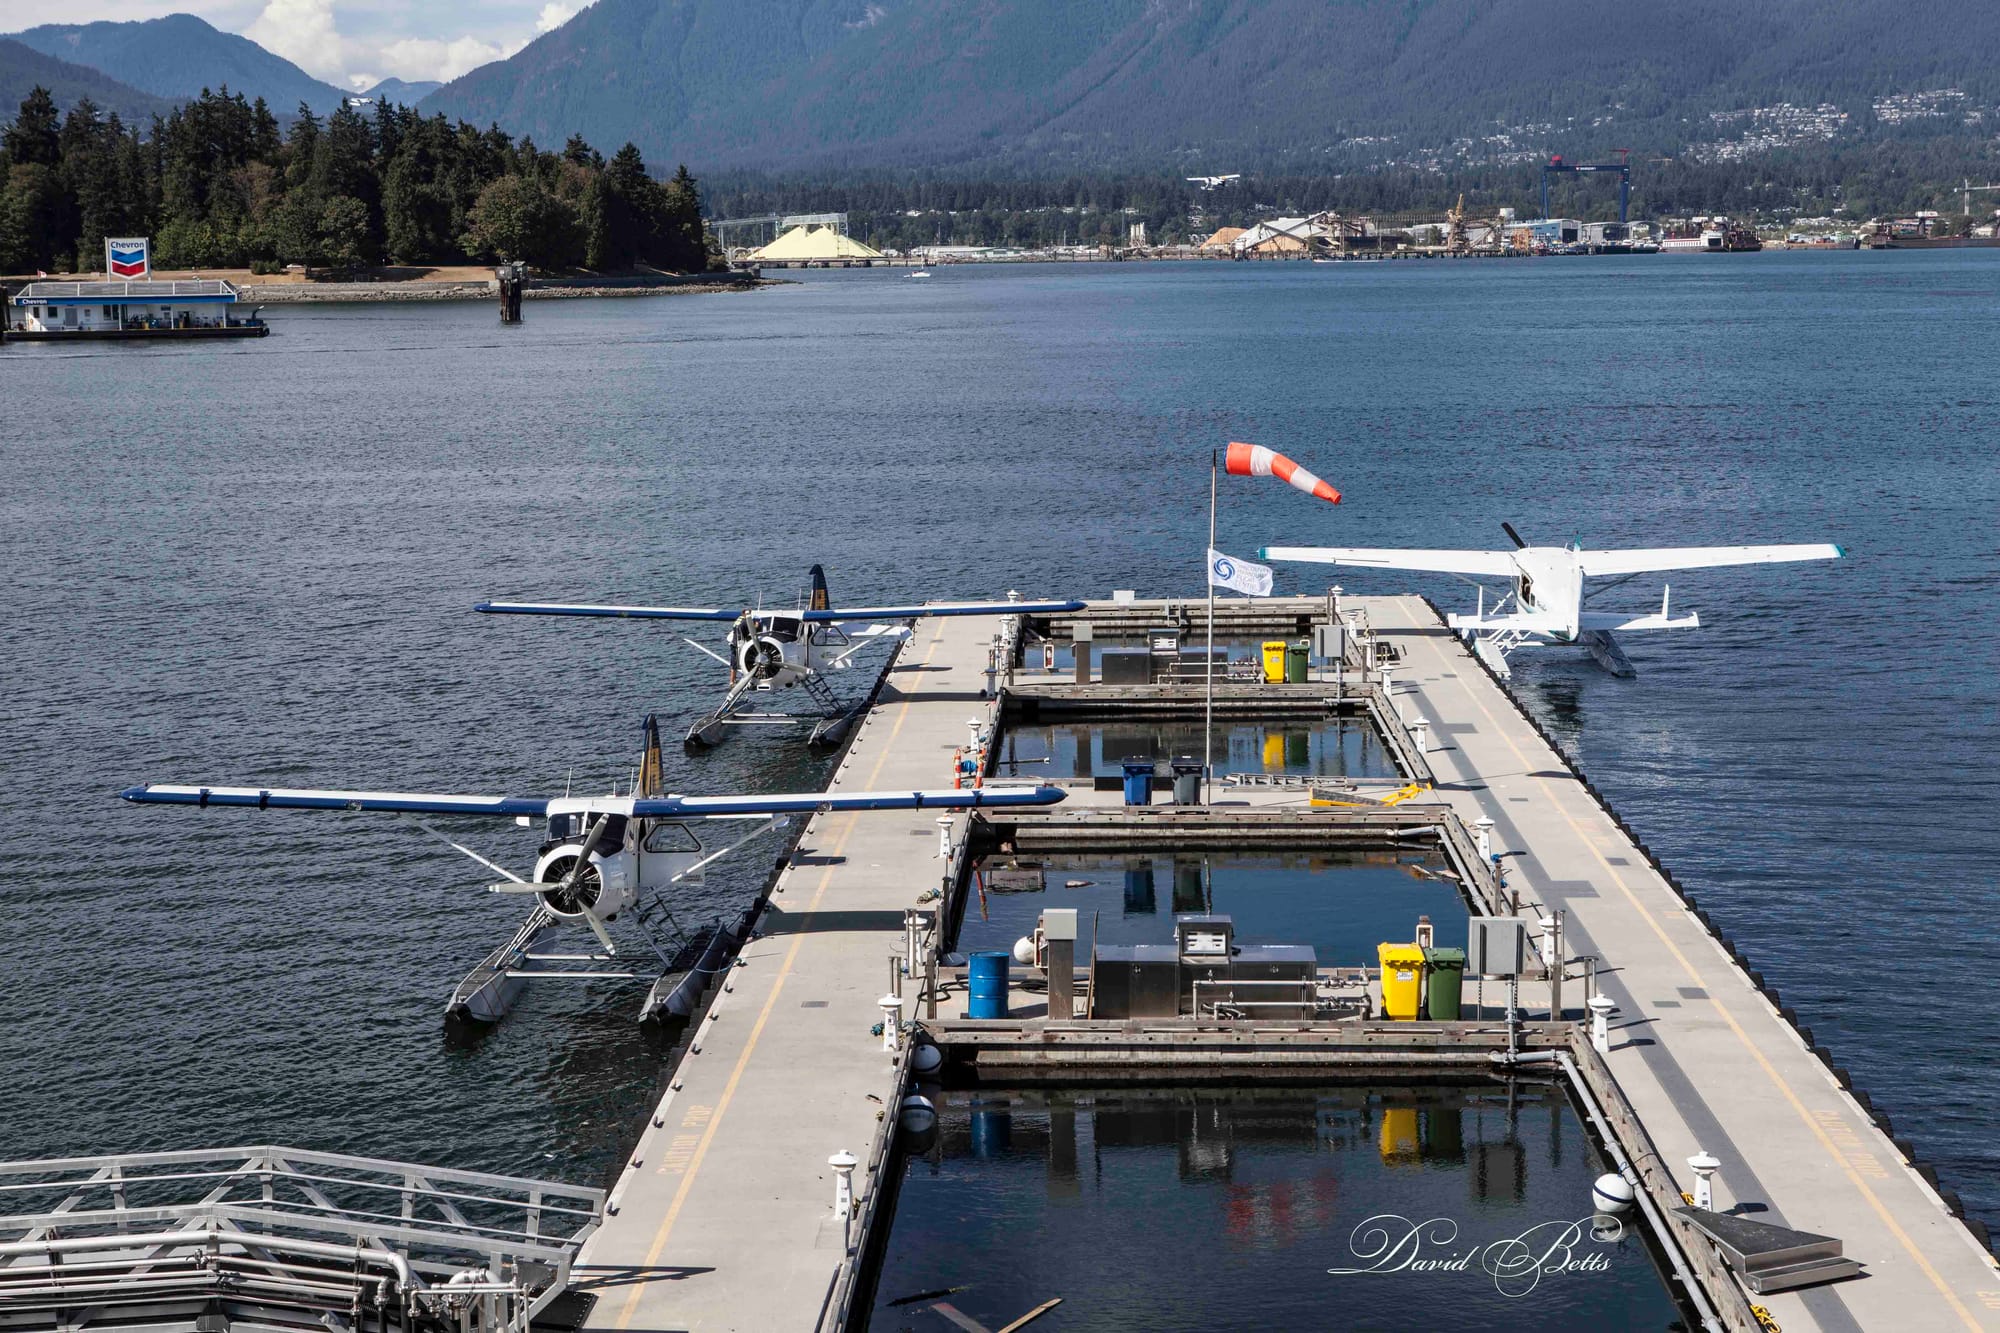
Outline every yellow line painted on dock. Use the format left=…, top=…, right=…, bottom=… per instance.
left=611, top=633, right=946, bottom=1328
left=1403, top=605, right=1984, bottom=1330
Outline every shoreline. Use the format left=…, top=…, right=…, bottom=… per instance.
left=1, top=270, right=775, bottom=306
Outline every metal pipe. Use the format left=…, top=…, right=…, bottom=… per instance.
left=1557, top=1052, right=1726, bottom=1333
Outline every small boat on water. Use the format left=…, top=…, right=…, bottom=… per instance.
left=907, top=269, right=931, bottom=278
left=3, top=278, right=270, bottom=341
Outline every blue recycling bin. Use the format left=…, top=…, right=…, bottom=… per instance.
left=967, top=951, right=1010, bottom=1019
left=1121, top=757, right=1155, bottom=807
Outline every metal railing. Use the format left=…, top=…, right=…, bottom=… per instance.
left=0, top=1146, right=603, bottom=1333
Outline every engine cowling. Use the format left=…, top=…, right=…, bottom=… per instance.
left=737, top=634, right=789, bottom=681
left=532, top=843, right=638, bottom=926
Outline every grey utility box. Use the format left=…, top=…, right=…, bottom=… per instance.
left=1100, top=650, right=1153, bottom=684
left=1090, top=944, right=1180, bottom=1018
left=1314, top=623, right=1347, bottom=662
left=1467, top=917, right=1527, bottom=977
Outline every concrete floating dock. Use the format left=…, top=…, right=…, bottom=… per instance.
left=575, top=596, right=1999, bottom=1333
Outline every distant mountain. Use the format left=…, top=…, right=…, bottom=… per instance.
left=0, top=37, right=177, bottom=122
left=359, top=77, right=442, bottom=105
left=6, top=14, right=347, bottom=115
left=423, top=0, right=2000, bottom=173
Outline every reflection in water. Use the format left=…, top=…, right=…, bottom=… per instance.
left=868, top=1084, right=1688, bottom=1332
left=1000, top=716, right=1399, bottom=781
left=962, top=852, right=1470, bottom=968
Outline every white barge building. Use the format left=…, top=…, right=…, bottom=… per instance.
left=3, top=279, right=269, bottom=340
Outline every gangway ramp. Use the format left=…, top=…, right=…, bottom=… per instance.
left=0, top=1146, right=603, bottom=1333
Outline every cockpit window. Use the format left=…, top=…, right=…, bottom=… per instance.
left=546, top=812, right=627, bottom=848
left=764, top=616, right=803, bottom=643
left=643, top=822, right=702, bottom=853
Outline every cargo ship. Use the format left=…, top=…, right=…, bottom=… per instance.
left=1659, top=217, right=1762, bottom=252
left=3, top=279, right=270, bottom=341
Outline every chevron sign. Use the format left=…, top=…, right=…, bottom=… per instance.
left=106, top=237, right=150, bottom=279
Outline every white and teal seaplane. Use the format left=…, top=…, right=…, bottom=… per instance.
left=1264, top=524, right=1842, bottom=677
left=120, top=715, right=1063, bottom=1027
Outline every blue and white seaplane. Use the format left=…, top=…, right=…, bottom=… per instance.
left=119, top=715, right=1063, bottom=1027
left=1264, top=524, right=1842, bottom=678
left=476, top=565, right=1083, bottom=750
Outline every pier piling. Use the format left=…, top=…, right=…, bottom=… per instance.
left=496, top=264, right=525, bottom=323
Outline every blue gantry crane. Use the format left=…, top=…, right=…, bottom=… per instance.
left=1541, top=150, right=1631, bottom=222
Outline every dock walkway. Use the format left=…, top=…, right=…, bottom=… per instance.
left=575, top=613, right=995, bottom=1332
left=1369, top=594, right=1998, bottom=1333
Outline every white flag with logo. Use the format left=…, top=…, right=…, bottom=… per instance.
left=1207, top=548, right=1273, bottom=597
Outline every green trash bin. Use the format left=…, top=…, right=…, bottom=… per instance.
left=1285, top=639, right=1310, bottom=683
left=1423, top=946, right=1465, bottom=1020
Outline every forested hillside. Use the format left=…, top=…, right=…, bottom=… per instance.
left=428, top=0, right=2000, bottom=173
left=0, top=39, right=175, bottom=125
left=0, top=87, right=710, bottom=276
left=8, top=15, right=348, bottom=115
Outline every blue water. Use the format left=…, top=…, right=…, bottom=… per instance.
left=867, top=1083, right=1688, bottom=1331
left=3, top=254, right=1996, bottom=1231
left=1000, top=715, right=1400, bottom=779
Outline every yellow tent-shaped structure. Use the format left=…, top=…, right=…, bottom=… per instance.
left=751, top=226, right=883, bottom=261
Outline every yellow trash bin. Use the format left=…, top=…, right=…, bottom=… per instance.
left=1261, top=640, right=1287, bottom=684
left=1377, top=942, right=1427, bottom=1020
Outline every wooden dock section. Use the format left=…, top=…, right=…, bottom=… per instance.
left=574, top=596, right=1997, bottom=1332
left=1363, top=594, right=1999, bottom=1332
left=574, top=612, right=1003, bottom=1332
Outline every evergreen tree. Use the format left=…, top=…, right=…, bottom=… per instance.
left=3, top=88, right=60, bottom=169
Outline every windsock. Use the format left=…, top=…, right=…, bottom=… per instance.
left=1225, top=441, right=1341, bottom=504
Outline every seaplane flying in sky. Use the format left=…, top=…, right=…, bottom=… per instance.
left=1263, top=524, right=1842, bottom=678
left=476, top=565, right=1083, bottom=750
left=120, top=716, right=1064, bottom=1027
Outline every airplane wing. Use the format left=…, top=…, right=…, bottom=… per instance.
left=474, top=601, right=739, bottom=621
left=1260, top=547, right=1520, bottom=577
left=1574, top=544, right=1843, bottom=577
left=641, top=785, right=1063, bottom=815
left=120, top=783, right=1065, bottom=817
left=120, top=785, right=555, bottom=816
left=803, top=599, right=1085, bottom=622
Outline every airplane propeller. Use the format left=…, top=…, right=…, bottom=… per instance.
left=491, top=813, right=619, bottom=954
left=1501, top=522, right=1528, bottom=549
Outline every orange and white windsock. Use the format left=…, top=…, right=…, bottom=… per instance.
left=1225, top=441, right=1341, bottom=504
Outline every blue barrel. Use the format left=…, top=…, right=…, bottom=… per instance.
left=1121, top=757, right=1155, bottom=807
left=967, top=951, right=1010, bottom=1019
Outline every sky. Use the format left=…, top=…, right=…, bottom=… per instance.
left=4, top=0, right=584, bottom=90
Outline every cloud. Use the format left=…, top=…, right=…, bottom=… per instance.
left=242, top=0, right=530, bottom=88
left=536, top=3, right=577, bottom=34
left=244, top=0, right=348, bottom=82
left=376, top=34, right=520, bottom=83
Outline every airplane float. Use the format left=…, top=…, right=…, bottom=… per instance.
left=1263, top=524, right=1841, bottom=677
left=476, top=565, right=1083, bottom=750
left=119, top=715, right=1064, bottom=1027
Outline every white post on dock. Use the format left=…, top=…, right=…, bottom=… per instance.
left=1589, top=993, right=1617, bottom=1055
left=879, top=994, right=902, bottom=1054
left=1474, top=816, right=1495, bottom=861
left=1688, top=1151, right=1721, bottom=1210
left=1411, top=716, right=1430, bottom=753
left=1381, top=666, right=1398, bottom=721
left=1203, top=449, right=1217, bottom=806
left=829, top=1150, right=858, bottom=1219
left=935, top=815, right=953, bottom=861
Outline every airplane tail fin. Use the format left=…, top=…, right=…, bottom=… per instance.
left=809, top=564, right=831, bottom=611
left=638, top=714, right=666, bottom=796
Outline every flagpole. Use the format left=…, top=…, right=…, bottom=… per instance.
left=1205, top=449, right=1217, bottom=805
